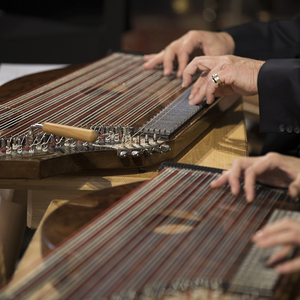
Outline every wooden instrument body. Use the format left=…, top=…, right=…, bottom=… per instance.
left=41, top=182, right=300, bottom=300
left=1, top=164, right=298, bottom=300
left=0, top=53, right=239, bottom=179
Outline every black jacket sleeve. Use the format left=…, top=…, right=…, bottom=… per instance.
left=224, top=14, right=300, bottom=60
left=258, top=59, right=300, bottom=134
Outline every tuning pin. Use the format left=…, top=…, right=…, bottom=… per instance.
left=160, top=144, right=171, bottom=153
left=42, top=136, right=49, bottom=152
left=131, top=150, right=140, bottom=158
left=24, top=135, right=30, bottom=151
left=36, top=134, right=42, bottom=151
left=143, top=148, right=152, bottom=156
left=0, top=138, right=6, bottom=154
left=6, top=140, right=11, bottom=155
left=121, top=136, right=126, bottom=147
left=153, top=147, right=162, bottom=154
left=49, top=135, right=56, bottom=148
left=17, top=138, right=23, bottom=154
left=12, top=137, right=17, bottom=151
left=119, top=150, right=128, bottom=158
left=136, top=135, right=140, bottom=145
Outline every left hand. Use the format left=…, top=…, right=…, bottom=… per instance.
left=210, top=152, right=300, bottom=202
left=252, top=218, right=300, bottom=274
left=182, top=55, right=265, bottom=105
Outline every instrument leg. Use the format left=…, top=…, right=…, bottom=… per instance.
left=0, top=189, right=27, bottom=285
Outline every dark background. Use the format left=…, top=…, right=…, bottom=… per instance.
left=0, top=0, right=299, bottom=63
left=122, top=0, right=300, bottom=54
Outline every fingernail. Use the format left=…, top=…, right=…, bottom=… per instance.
left=254, top=230, right=263, bottom=237
left=164, top=67, right=171, bottom=75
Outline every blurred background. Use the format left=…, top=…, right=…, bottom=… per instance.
left=1, top=0, right=299, bottom=63
left=122, top=0, right=300, bottom=54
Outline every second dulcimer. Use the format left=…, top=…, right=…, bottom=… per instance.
left=1, top=162, right=300, bottom=299
left=0, top=52, right=239, bottom=179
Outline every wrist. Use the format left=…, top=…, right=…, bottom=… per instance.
left=219, top=32, right=235, bottom=55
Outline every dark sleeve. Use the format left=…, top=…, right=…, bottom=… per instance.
left=258, top=59, right=300, bottom=135
left=223, top=14, right=300, bottom=60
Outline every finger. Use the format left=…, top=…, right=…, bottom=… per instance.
left=189, top=69, right=222, bottom=105
left=243, top=164, right=262, bottom=202
left=267, top=245, right=292, bottom=265
left=188, top=77, right=208, bottom=105
left=143, top=54, right=156, bottom=62
left=227, top=158, right=254, bottom=196
left=204, top=71, right=222, bottom=104
left=187, top=71, right=208, bottom=102
left=163, top=47, right=177, bottom=75
left=253, top=218, right=300, bottom=242
left=255, top=230, right=300, bottom=248
left=176, top=52, right=190, bottom=77
left=289, top=174, right=300, bottom=198
left=182, top=56, right=214, bottom=88
left=275, top=257, right=300, bottom=274
left=210, top=171, right=230, bottom=188
left=243, top=157, right=275, bottom=202
left=190, top=69, right=226, bottom=105
left=143, top=51, right=165, bottom=69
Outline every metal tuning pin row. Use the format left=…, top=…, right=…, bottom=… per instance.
left=0, top=123, right=171, bottom=158
left=117, top=132, right=171, bottom=159
left=163, top=278, right=224, bottom=300
left=0, top=132, right=71, bottom=157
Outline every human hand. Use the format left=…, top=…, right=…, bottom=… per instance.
left=143, top=30, right=235, bottom=77
left=210, top=152, right=300, bottom=202
left=252, top=218, right=300, bottom=274
left=182, top=55, right=265, bottom=105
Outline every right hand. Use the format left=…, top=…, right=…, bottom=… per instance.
left=182, top=55, right=264, bottom=105
left=143, top=30, right=235, bottom=77
left=252, top=218, right=300, bottom=274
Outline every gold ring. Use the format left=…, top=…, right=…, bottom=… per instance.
left=211, top=74, right=223, bottom=86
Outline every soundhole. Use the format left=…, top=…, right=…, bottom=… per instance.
left=143, top=209, right=201, bottom=235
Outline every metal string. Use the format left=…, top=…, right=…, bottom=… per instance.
left=0, top=53, right=140, bottom=137
left=1, top=167, right=185, bottom=298
left=47, top=168, right=208, bottom=299
left=81, top=171, right=218, bottom=298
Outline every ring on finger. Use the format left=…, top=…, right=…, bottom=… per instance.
left=211, top=74, right=223, bottom=86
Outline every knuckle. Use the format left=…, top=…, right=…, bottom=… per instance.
left=265, top=152, right=279, bottom=161
left=187, top=30, right=197, bottom=36
left=244, top=167, right=254, bottom=177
